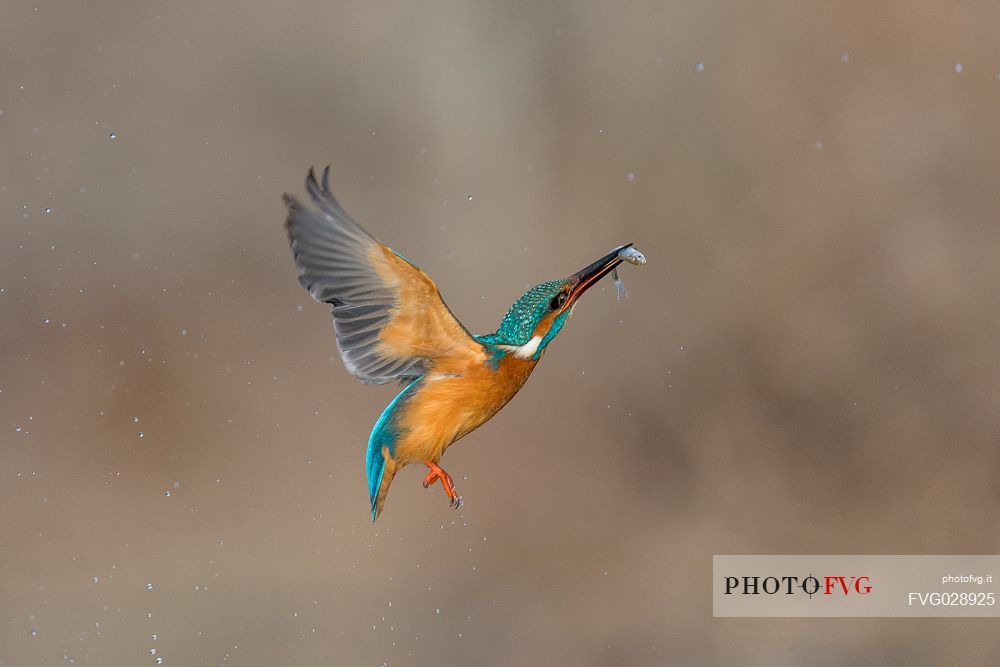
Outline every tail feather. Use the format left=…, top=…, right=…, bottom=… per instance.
left=367, top=443, right=385, bottom=521
left=369, top=454, right=398, bottom=521
left=365, top=378, right=419, bottom=521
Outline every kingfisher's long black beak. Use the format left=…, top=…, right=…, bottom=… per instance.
left=567, top=243, right=633, bottom=303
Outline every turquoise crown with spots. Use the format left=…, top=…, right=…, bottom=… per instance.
left=478, top=279, right=570, bottom=348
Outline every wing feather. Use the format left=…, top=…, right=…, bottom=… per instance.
left=284, top=167, right=485, bottom=384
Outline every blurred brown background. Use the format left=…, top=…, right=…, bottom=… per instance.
left=3, top=1, right=1000, bottom=664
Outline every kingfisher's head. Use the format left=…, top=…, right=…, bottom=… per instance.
left=481, top=244, right=634, bottom=360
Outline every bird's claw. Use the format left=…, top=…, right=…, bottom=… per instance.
left=423, top=461, right=462, bottom=510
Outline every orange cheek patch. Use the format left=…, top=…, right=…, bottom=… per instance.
left=531, top=311, right=560, bottom=339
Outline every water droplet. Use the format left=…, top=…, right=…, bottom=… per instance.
left=164, top=490, right=171, bottom=497
left=146, top=583, right=153, bottom=590
left=15, top=426, right=22, bottom=432
left=44, top=207, right=52, bottom=214
left=151, top=634, right=158, bottom=640
left=93, top=576, right=99, bottom=583
left=435, top=608, right=441, bottom=614
left=133, top=416, right=140, bottom=423
left=149, top=648, right=157, bottom=655
left=694, top=61, right=705, bottom=72
left=109, top=132, right=117, bottom=139
left=840, top=52, right=849, bottom=64
left=954, top=63, right=963, bottom=74
left=138, top=431, right=144, bottom=438
left=466, top=194, right=474, bottom=201
left=155, top=658, right=164, bottom=665
left=30, top=629, right=38, bottom=637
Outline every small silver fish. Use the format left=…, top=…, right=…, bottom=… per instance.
left=612, top=245, right=646, bottom=301
left=618, top=246, right=646, bottom=266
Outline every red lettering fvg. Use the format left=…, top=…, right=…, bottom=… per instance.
left=823, top=576, right=872, bottom=595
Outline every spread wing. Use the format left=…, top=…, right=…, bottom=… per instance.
left=284, top=167, right=486, bottom=384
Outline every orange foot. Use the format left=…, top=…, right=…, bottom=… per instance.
left=422, top=461, right=463, bottom=510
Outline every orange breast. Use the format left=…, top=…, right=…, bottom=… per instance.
left=392, top=354, right=538, bottom=464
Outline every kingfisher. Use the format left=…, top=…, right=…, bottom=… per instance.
left=284, top=167, right=645, bottom=521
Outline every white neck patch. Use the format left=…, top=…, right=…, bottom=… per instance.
left=498, top=335, right=542, bottom=360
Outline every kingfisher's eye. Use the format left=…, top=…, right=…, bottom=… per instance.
left=550, top=292, right=568, bottom=310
